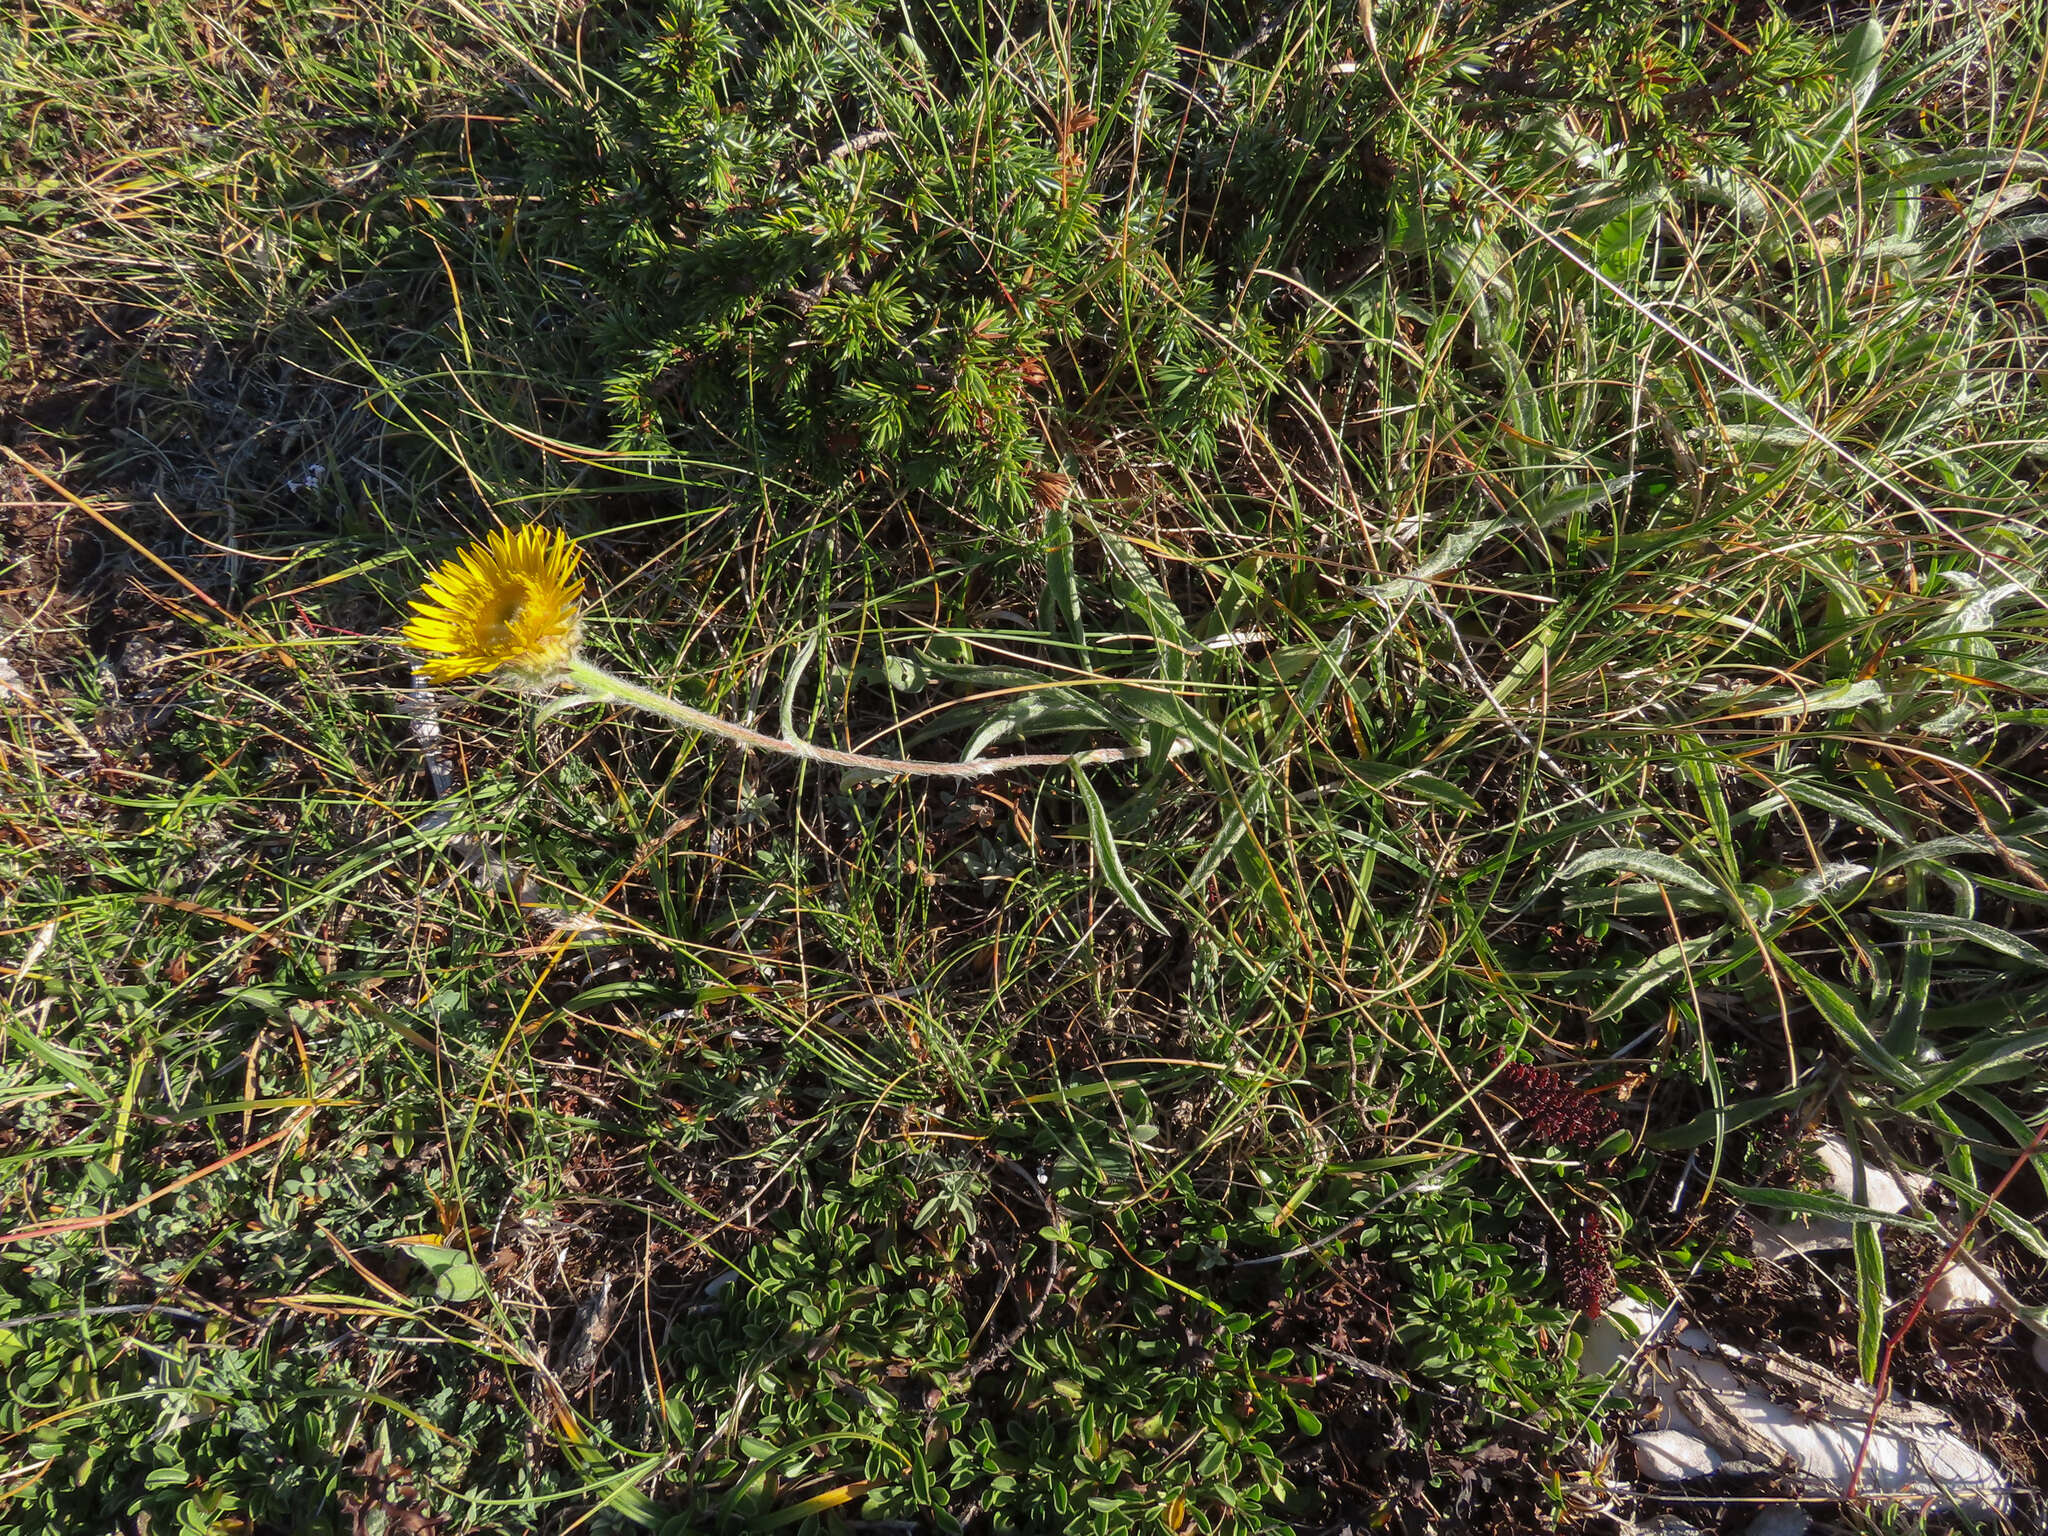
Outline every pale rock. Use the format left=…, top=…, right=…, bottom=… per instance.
left=1646, top=1347, right=2007, bottom=1514
left=1754, top=1131, right=1931, bottom=1260
left=1581, top=1290, right=2011, bottom=1517
left=1744, top=1509, right=1809, bottom=1536
left=1580, top=1295, right=1708, bottom=1379
left=1809, top=1132, right=1919, bottom=1212
left=1927, top=1261, right=1999, bottom=1314
left=1631, top=1429, right=1722, bottom=1482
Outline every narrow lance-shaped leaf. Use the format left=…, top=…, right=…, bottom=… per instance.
left=1844, top=1130, right=1889, bottom=1384
left=1773, top=951, right=1922, bottom=1088
left=1855, top=1216, right=1885, bottom=1383
left=1590, top=932, right=1722, bottom=1023
left=780, top=626, right=822, bottom=743
left=1801, top=18, right=1886, bottom=191
left=1557, top=847, right=1726, bottom=904
left=1040, top=495, right=1085, bottom=648
left=1071, top=763, right=1168, bottom=934
left=1897, top=1027, right=2048, bottom=1115
left=1884, top=867, right=1933, bottom=1058
left=1872, top=909, right=2048, bottom=970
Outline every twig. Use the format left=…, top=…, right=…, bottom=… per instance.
left=1310, top=1342, right=1417, bottom=1393
left=825, top=128, right=896, bottom=161
left=1847, top=1112, right=2048, bottom=1499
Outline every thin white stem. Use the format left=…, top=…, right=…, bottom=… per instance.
left=562, top=657, right=1170, bottom=779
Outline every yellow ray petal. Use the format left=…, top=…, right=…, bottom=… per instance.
left=402, top=524, right=585, bottom=683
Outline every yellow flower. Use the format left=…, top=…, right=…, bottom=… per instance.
left=403, top=524, right=585, bottom=684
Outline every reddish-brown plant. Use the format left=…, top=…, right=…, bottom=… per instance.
left=1494, top=1061, right=1621, bottom=1151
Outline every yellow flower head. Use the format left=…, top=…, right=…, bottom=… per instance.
left=403, top=524, right=585, bottom=684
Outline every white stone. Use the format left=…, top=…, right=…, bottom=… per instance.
left=1754, top=1132, right=1931, bottom=1259
left=1583, top=1289, right=2011, bottom=1518
left=1662, top=1347, right=2005, bottom=1514
left=1745, top=1509, right=1809, bottom=1536
left=1579, top=1295, right=1713, bottom=1379
left=1631, top=1430, right=1722, bottom=1481
left=1811, top=1132, right=1920, bottom=1213
left=1927, top=1261, right=1999, bottom=1314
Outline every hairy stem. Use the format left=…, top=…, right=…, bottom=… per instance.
left=562, top=658, right=1166, bottom=780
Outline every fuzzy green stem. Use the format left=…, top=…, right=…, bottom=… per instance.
left=562, top=657, right=1164, bottom=780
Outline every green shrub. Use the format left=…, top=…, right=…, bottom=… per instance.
left=521, top=0, right=1291, bottom=525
